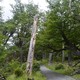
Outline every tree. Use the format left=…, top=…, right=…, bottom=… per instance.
left=35, top=0, right=80, bottom=65
left=27, top=14, right=38, bottom=79
left=0, top=0, right=41, bottom=78
left=0, top=0, right=5, bottom=51
left=0, top=0, right=3, bottom=24
left=45, top=0, right=80, bottom=51
left=0, top=0, right=39, bottom=63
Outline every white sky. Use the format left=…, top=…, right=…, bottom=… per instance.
left=0, top=0, right=48, bottom=20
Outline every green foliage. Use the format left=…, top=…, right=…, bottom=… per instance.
left=0, top=60, right=20, bottom=77
left=46, top=62, right=75, bottom=75
left=64, top=66, right=74, bottom=75
left=0, top=0, right=40, bottom=66
left=0, top=0, right=80, bottom=80
left=0, top=1, right=42, bottom=79
left=33, top=60, right=41, bottom=72
left=43, top=0, right=80, bottom=53
left=73, top=74, right=80, bottom=79
left=42, top=59, right=48, bottom=65
left=9, top=60, right=20, bottom=71
left=15, top=68, right=23, bottom=77
left=0, top=50, right=8, bottom=63
left=33, top=71, right=46, bottom=80
left=55, top=63, right=64, bottom=70
left=21, top=63, right=26, bottom=70
left=7, top=71, right=46, bottom=80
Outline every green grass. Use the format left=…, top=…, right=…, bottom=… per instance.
left=73, top=74, right=80, bottom=80
left=7, top=71, right=46, bottom=80
left=5, top=60, right=46, bottom=80
left=33, top=71, right=46, bottom=80
left=46, top=62, right=73, bottom=75
left=7, top=74, right=27, bottom=80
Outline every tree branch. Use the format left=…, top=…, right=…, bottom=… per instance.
left=60, top=29, right=80, bottom=51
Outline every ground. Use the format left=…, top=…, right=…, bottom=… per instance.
left=40, top=66, right=76, bottom=80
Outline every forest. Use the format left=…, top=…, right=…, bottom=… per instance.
left=0, top=0, right=80, bottom=80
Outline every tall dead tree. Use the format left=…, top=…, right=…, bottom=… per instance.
left=26, top=14, right=38, bottom=79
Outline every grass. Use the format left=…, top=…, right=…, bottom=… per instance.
left=33, top=71, right=46, bottom=80
left=7, top=71, right=46, bottom=80
left=7, top=74, right=27, bottom=80
left=73, top=74, right=80, bottom=80
left=46, top=62, right=72, bottom=75
left=5, top=60, right=46, bottom=80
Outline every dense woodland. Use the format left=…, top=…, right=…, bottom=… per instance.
left=0, top=0, right=80, bottom=80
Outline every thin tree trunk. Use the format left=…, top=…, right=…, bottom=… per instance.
left=26, top=15, right=38, bottom=79
left=62, top=42, right=65, bottom=63
left=68, top=52, right=72, bottom=66
left=43, top=53, right=46, bottom=59
left=48, top=53, right=53, bottom=65
left=20, top=47, right=23, bottom=63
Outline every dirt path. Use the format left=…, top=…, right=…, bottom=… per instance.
left=40, top=66, right=76, bottom=80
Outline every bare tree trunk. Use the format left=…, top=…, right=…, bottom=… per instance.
left=42, top=53, right=46, bottom=59
left=68, top=52, right=72, bottom=66
left=62, top=43, right=65, bottom=63
left=69, top=0, right=72, bottom=9
left=20, top=47, right=23, bottom=63
left=26, top=15, right=38, bottom=79
left=48, top=53, right=53, bottom=65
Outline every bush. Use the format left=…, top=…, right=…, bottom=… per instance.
left=64, top=66, right=74, bottom=75
left=9, top=60, right=20, bottom=71
left=55, top=63, right=64, bottom=70
left=15, top=68, right=23, bottom=77
left=33, top=60, right=41, bottom=72
left=1, top=66, right=13, bottom=77
left=21, top=63, right=26, bottom=70
left=42, top=60, right=48, bottom=64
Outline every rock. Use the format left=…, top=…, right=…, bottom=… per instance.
left=0, top=74, right=6, bottom=80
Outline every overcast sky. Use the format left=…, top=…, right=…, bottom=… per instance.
left=0, top=0, right=48, bottom=20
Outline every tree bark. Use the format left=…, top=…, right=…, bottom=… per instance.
left=68, top=52, right=72, bottom=66
left=43, top=53, right=47, bottom=59
left=48, top=53, right=53, bottom=65
left=26, top=15, right=38, bottom=78
left=62, top=42, right=65, bottom=63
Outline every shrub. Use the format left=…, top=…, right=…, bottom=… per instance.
left=9, top=60, right=20, bottom=71
left=64, top=66, right=74, bottom=75
left=14, top=68, right=23, bottom=77
left=42, top=60, right=48, bottom=64
left=21, top=63, right=26, bottom=70
left=55, top=63, right=64, bottom=70
left=1, top=66, right=12, bottom=77
left=33, top=60, right=41, bottom=72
